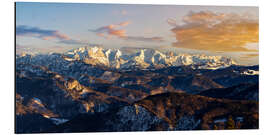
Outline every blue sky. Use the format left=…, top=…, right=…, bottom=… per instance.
left=16, top=2, right=259, bottom=65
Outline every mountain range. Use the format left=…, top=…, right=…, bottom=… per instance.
left=15, top=46, right=259, bottom=133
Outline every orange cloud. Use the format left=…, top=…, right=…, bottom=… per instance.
left=91, top=21, right=164, bottom=42
left=106, top=24, right=117, bottom=29
left=54, top=31, right=71, bottom=40
left=240, top=53, right=259, bottom=59
left=42, top=36, right=54, bottom=40
left=109, top=29, right=127, bottom=37
left=167, top=18, right=178, bottom=27
left=119, top=21, right=130, bottom=27
left=169, top=11, right=259, bottom=52
left=96, top=33, right=105, bottom=37
left=92, top=21, right=129, bottom=38
left=182, top=11, right=226, bottom=24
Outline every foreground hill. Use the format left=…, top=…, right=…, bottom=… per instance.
left=199, top=83, right=259, bottom=101
left=51, top=92, right=258, bottom=132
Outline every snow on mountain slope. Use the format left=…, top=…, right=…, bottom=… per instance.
left=62, top=46, right=237, bottom=70
left=241, top=69, right=259, bottom=75
left=17, top=46, right=237, bottom=70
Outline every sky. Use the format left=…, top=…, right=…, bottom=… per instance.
left=16, top=2, right=259, bottom=65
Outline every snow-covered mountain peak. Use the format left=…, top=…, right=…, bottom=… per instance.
left=18, top=46, right=237, bottom=70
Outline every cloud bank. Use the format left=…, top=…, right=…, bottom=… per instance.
left=16, top=25, right=86, bottom=45
left=168, top=11, right=259, bottom=52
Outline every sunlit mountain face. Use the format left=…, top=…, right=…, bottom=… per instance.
left=15, top=2, right=258, bottom=133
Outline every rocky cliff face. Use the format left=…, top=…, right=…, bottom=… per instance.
left=110, top=105, right=163, bottom=131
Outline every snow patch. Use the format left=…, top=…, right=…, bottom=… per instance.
left=241, top=69, right=259, bottom=75
left=50, top=118, right=69, bottom=125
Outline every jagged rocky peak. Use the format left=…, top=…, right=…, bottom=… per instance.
left=63, top=46, right=237, bottom=70
left=17, top=46, right=237, bottom=70
left=87, top=46, right=105, bottom=57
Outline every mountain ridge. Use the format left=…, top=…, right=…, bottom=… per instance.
left=17, top=46, right=238, bottom=70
